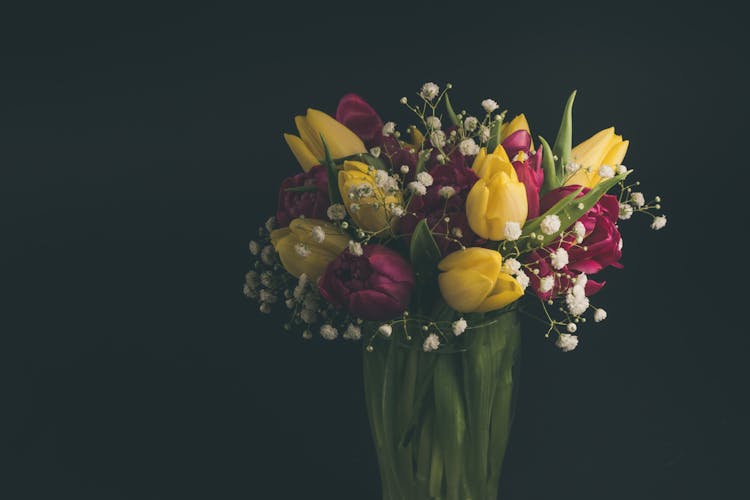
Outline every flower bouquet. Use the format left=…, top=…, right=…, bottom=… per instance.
left=244, top=83, right=666, bottom=499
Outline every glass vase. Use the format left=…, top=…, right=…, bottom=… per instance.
left=363, top=306, right=521, bottom=500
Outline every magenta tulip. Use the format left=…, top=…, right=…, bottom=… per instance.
left=502, top=130, right=544, bottom=218
left=335, top=94, right=384, bottom=146
left=318, top=245, right=415, bottom=321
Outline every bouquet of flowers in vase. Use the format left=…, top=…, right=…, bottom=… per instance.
left=243, top=83, right=666, bottom=499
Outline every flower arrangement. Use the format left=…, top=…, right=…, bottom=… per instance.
left=243, top=83, right=666, bottom=499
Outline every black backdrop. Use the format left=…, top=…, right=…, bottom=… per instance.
left=2, top=2, right=747, bottom=499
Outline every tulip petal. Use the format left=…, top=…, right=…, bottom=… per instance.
left=474, top=274, right=524, bottom=312
left=295, top=116, right=326, bottom=160
left=501, top=114, right=532, bottom=145
left=438, top=269, right=494, bottom=312
left=571, top=127, right=614, bottom=168
left=601, top=139, right=629, bottom=167
left=437, top=247, right=502, bottom=277
left=471, top=147, right=487, bottom=174
left=284, top=133, right=319, bottom=171
left=305, top=108, right=366, bottom=159
left=466, top=180, right=490, bottom=239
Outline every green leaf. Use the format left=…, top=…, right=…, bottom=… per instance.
left=414, top=149, right=430, bottom=175
left=320, top=134, right=342, bottom=205
left=538, top=136, right=558, bottom=196
left=444, top=94, right=460, bottom=126
left=500, top=171, right=629, bottom=255
left=552, top=90, right=577, bottom=176
left=409, top=219, right=442, bottom=311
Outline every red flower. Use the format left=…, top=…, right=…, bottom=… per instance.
left=502, top=130, right=544, bottom=218
left=335, top=94, right=384, bottom=146
left=276, top=165, right=329, bottom=227
left=398, top=163, right=483, bottom=255
left=318, top=245, right=415, bottom=321
left=526, top=185, right=622, bottom=299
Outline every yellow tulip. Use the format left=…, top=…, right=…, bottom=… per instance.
left=438, top=247, right=524, bottom=313
left=565, top=127, right=629, bottom=188
left=500, top=113, right=532, bottom=145
left=284, top=108, right=366, bottom=171
left=270, top=218, right=349, bottom=279
left=466, top=145, right=528, bottom=240
left=338, top=160, right=402, bottom=234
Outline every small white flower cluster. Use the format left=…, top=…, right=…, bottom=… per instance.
left=408, top=171, right=434, bottom=197
left=500, top=257, right=529, bottom=291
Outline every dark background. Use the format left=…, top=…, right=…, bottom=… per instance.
left=1, top=2, right=747, bottom=499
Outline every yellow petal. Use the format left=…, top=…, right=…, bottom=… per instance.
left=270, top=227, right=291, bottom=247
left=410, top=127, right=424, bottom=149
left=289, top=218, right=348, bottom=254
left=474, top=273, right=524, bottom=312
left=295, top=115, right=325, bottom=160
left=490, top=144, right=511, bottom=163
left=466, top=180, right=490, bottom=239
left=437, top=247, right=502, bottom=279
left=471, top=147, right=487, bottom=173
left=305, top=108, right=366, bottom=159
left=601, top=139, right=629, bottom=167
left=284, top=134, right=319, bottom=171
left=565, top=167, right=597, bottom=188
left=501, top=114, right=531, bottom=141
left=438, top=269, right=494, bottom=312
left=486, top=180, right=528, bottom=240
left=571, top=127, right=614, bottom=168
left=476, top=153, right=516, bottom=180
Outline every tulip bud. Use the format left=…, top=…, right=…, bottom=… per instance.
left=284, top=108, right=367, bottom=171
left=437, top=247, right=524, bottom=313
left=466, top=146, right=528, bottom=240
left=565, top=127, right=629, bottom=188
left=338, top=160, right=402, bottom=234
left=270, top=218, right=349, bottom=279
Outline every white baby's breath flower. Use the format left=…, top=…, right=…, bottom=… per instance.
left=382, top=121, right=396, bottom=136
left=630, top=192, right=645, bottom=208
left=619, top=203, right=634, bottom=220
left=327, top=203, right=347, bottom=221
left=430, top=130, right=446, bottom=148
left=311, top=225, right=326, bottom=243
left=260, top=289, right=277, bottom=304
left=565, top=288, right=589, bottom=316
left=390, top=205, right=405, bottom=217
left=565, top=162, right=581, bottom=174
left=349, top=202, right=361, bottom=213
left=479, top=125, right=490, bottom=143
left=618, top=237, right=623, bottom=251
left=400, top=165, right=410, bottom=174
left=515, top=270, right=530, bottom=291
left=451, top=227, right=463, bottom=238
left=295, top=242, right=311, bottom=257
left=343, top=324, right=362, bottom=340
left=408, top=181, right=427, bottom=196
left=320, top=324, right=338, bottom=340
left=416, top=171, right=434, bottom=187
left=261, top=245, right=275, bottom=265
left=539, top=275, right=555, bottom=293
left=265, top=217, right=276, bottom=232
left=260, top=271, right=273, bottom=287
left=573, top=221, right=586, bottom=243
left=259, top=303, right=272, bottom=314
left=348, top=240, right=363, bottom=256
left=300, top=308, right=317, bottom=324
left=598, top=165, right=615, bottom=179
left=369, top=146, right=381, bottom=158
left=452, top=318, right=467, bottom=336
left=302, top=330, right=313, bottom=340
left=556, top=333, right=579, bottom=352
left=481, top=99, right=499, bottom=113
left=459, top=138, right=480, bottom=156
left=594, top=308, right=607, bottom=322
left=438, top=186, right=456, bottom=199
left=550, top=248, right=569, bottom=270
left=378, top=324, right=392, bottom=337
left=504, top=221, right=522, bottom=241
left=651, top=215, right=667, bottom=230
left=540, top=214, right=561, bottom=235
left=575, top=273, right=588, bottom=288
left=420, top=82, right=440, bottom=101
left=423, top=333, right=440, bottom=352
left=285, top=298, right=295, bottom=309
left=616, top=165, right=628, bottom=175
left=502, top=258, right=521, bottom=275
left=464, top=116, right=479, bottom=132
left=566, top=322, right=577, bottom=333
left=249, top=240, right=260, bottom=255
left=426, top=116, right=442, bottom=130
